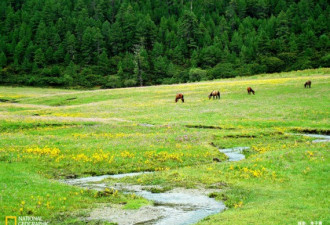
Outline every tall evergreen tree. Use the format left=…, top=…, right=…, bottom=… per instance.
left=97, top=50, right=110, bottom=75
left=137, top=15, right=157, bottom=50
left=0, top=52, right=7, bottom=68
left=0, top=0, right=328, bottom=87
left=178, top=10, right=200, bottom=55
left=34, top=48, right=45, bottom=68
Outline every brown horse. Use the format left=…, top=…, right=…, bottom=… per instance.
left=209, top=90, right=220, bottom=100
left=304, top=80, right=311, bottom=88
left=247, top=87, right=255, bottom=95
left=175, top=93, right=184, bottom=103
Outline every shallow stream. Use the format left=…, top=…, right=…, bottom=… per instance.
left=301, top=133, right=330, bottom=143
left=63, top=145, right=253, bottom=224
left=64, top=172, right=225, bottom=225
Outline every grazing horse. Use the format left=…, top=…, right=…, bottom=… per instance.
left=247, top=87, right=255, bottom=95
left=304, top=80, right=311, bottom=88
left=175, top=93, right=184, bottom=103
left=209, top=90, right=220, bottom=100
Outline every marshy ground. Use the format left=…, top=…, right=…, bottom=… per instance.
left=0, top=68, right=329, bottom=224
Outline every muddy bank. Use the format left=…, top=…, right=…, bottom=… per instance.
left=292, top=128, right=330, bottom=135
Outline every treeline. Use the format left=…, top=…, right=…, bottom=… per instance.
left=0, top=0, right=329, bottom=88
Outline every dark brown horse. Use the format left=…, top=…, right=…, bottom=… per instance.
left=304, top=80, right=311, bottom=88
left=175, top=93, right=184, bottom=103
left=209, top=90, right=220, bottom=100
left=247, top=87, right=255, bottom=95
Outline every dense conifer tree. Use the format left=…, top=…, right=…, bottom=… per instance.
left=0, top=0, right=328, bottom=87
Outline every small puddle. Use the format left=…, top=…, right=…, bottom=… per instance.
left=219, top=147, right=249, bottom=162
left=63, top=172, right=225, bottom=225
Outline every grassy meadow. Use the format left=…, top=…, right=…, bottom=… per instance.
left=0, top=68, right=329, bottom=225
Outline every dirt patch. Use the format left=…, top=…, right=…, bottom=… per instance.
left=210, top=142, right=217, bottom=147
left=0, top=98, right=10, bottom=102
left=212, top=157, right=222, bottom=162
left=186, top=125, right=227, bottom=130
left=87, top=204, right=168, bottom=225
left=0, top=98, right=18, bottom=103
left=292, top=128, right=330, bottom=135
left=224, top=134, right=256, bottom=138
left=66, top=97, right=77, bottom=101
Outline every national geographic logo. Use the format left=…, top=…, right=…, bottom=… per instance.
left=5, top=216, right=48, bottom=225
left=5, top=216, right=17, bottom=225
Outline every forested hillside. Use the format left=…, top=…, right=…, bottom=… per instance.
left=0, top=0, right=329, bottom=87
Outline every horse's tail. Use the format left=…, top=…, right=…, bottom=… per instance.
left=182, top=95, right=184, bottom=102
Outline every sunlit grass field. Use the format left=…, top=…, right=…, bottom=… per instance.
left=0, top=68, right=329, bottom=224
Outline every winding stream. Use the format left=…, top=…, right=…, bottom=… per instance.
left=64, top=172, right=225, bottom=225
left=63, top=146, right=251, bottom=225
left=62, top=134, right=330, bottom=224
left=136, top=190, right=225, bottom=225
left=301, top=133, right=330, bottom=143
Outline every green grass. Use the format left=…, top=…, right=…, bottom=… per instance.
left=0, top=161, right=134, bottom=223
left=122, top=198, right=152, bottom=209
left=0, top=68, right=329, bottom=224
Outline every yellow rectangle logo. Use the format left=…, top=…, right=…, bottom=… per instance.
left=5, top=216, right=17, bottom=225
